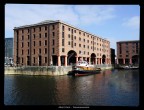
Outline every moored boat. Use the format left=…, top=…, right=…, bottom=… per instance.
left=117, top=65, right=139, bottom=70
left=68, top=61, right=101, bottom=76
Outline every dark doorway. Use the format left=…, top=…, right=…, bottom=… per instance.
left=38, top=55, right=42, bottom=66
left=118, top=59, right=123, bottom=64
left=27, top=56, right=30, bottom=66
left=132, top=55, right=139, bottom=65
left=91, top=53, right=96, bottom=64
left=52, top=55, right=57, bottom=66
left=102, top=55, right=106, bottom=64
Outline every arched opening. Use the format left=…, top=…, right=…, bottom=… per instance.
left=102, top=55, right=106, bottom=64
left=132, top=55, right=139, bottom=65
left=67, top=50, right=77, bottom=65
left=91, top=53, right=96, bottom=64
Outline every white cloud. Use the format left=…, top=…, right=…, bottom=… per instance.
left=122, top=16, right=140, bottom=29
left=5, top=4, right=116, bottom=37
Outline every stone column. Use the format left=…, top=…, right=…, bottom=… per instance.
left=65, top=56, right=67, bottom=66
left=89, top=57, right=91, bottom=64
left=129, top=58, right=132, bottom=64
left=76, top=56, right=78, bottom=62
left=117, top=59, right=119, bottom=64
left=58, top=55, right=61, bottom=66
left=123, top=58, right=125, bottom=64
left=95, top=58, right=97, bottom=65
left=101, top=58, right=102, bottom=64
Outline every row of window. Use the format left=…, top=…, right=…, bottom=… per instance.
left=20, top=57, right=48, bottom=64
left=21, top=39, right=56, bottom=47
left=21, top=25, right=55, bottom=34
left=21, top=48, right=109, bottom=57
left=62, top=25, right=109, bottom=43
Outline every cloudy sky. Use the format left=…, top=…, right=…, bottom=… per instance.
left=5, top=4, right=140, bottom=53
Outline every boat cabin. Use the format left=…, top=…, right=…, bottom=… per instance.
left=76, top=61, right=89, bottom=66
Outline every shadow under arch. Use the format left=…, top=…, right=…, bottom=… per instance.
left=67, top=50, right=77, bottom=65
left=102, top=54, right=106, bottom=64
left=91, top=53, right=96, bottom=64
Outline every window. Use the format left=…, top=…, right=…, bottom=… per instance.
left=74, top=43, right=76, bottom=46
left=33, top=34, right=35, bottom=39
left=33, top=28, right=35, bottom=32
left=21, top=50, right=23, bottom=55
left=79, top=44, right=81, bottom=47
left=62, top=39, right=64, bottom=46
left=39, top=27, right=41, bottom=31
left=28, top=42, right=29, bottom=47
left=74, top=30, right=76, bottom=33
left=83, top=39, right=85, bottom=42
left=74, top=36, right=76, bottom=39
left=68, top=28, right=70, bottom=31
left=62, top=32, right=64, bottom=38
left=52, top=25, right=55, bottom=30
left=33, top=41, right=35, bottom=46
left=52, top=32, right=55, bottom=36
left=83, top=33, right=85, bottom=36
left=28, top=49, right=29, bottom=54
left=39, top=49, right=41, bottom=54
left=52, top=48, right=54, bottom=54
left=83, top=45, right=85, bottom=48
left=28, top=29, right=30, bottom=33
left=62, top=25, right=65, bottom=31
left=53, top=40, right=55, bottom=45
left=22, top=57, right=23, bottom=63
left=45, top=26, right=47, bottom=30
left=45, top=57, right=47, bottom=63
left=71, top=29, right=73, bottom=33
left=39, top=34, right=41, bottom=38
left=21, top=42, right=24, bottom=48
left=119, top=55, right=122, bottom=57
left=45, top=33, right=47, bottom=37
left=22, top=36, right=24, bottom=40
left=45, top=48, right=47, bottom=54
left=84, top=51, right=85, bottom=54
left=22, top=30, right=24, bottom=33
left=79, top=51, right=81, bottom=54
left=45, top=40, right=47, bottom=46
left=87, top=46, right=89, bottom=49
left=33, top=57, right=35, bottom=63
left=79, top=37, right=81, bottom=41
left=62, top=48, right=65, bottom=52
left=39, top=41, right=41, bottom=46
left=87, top=40, right=89, bottom=43
left=126, top=55, right=128, bottom=57
left=88, top=52, right=89, bottom=55
left=33, top=49, right=35, bottom=54
left=68, top=41, right=70, bottom=45
left=68, top=34, right=70, bottom=38
left=79, top=31, right=81, bottom=35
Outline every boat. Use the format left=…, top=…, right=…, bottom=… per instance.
left=117, top=65, right=139, bottom=70
left=68, top=61, right=101, bottom=76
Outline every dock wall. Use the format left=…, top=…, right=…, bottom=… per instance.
left=5, top=64, right=114, bottom=76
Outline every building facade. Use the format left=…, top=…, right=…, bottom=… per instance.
left=117, top=40, right=139, bottom=65
left=110, top=48, right=115, bottom=65
left=5, top=38, right=13, bottom=58
left=14, top=20, right=111, bottom=66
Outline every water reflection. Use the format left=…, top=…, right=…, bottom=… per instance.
left=4, top=69, right=139, bottom=106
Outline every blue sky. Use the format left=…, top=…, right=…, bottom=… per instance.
left=5, top=4, right=140, bottom=53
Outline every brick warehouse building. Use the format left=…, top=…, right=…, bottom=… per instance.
left=117, top=40, right=139, bottom=65
left=14, top=20, right=111, bottom=66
